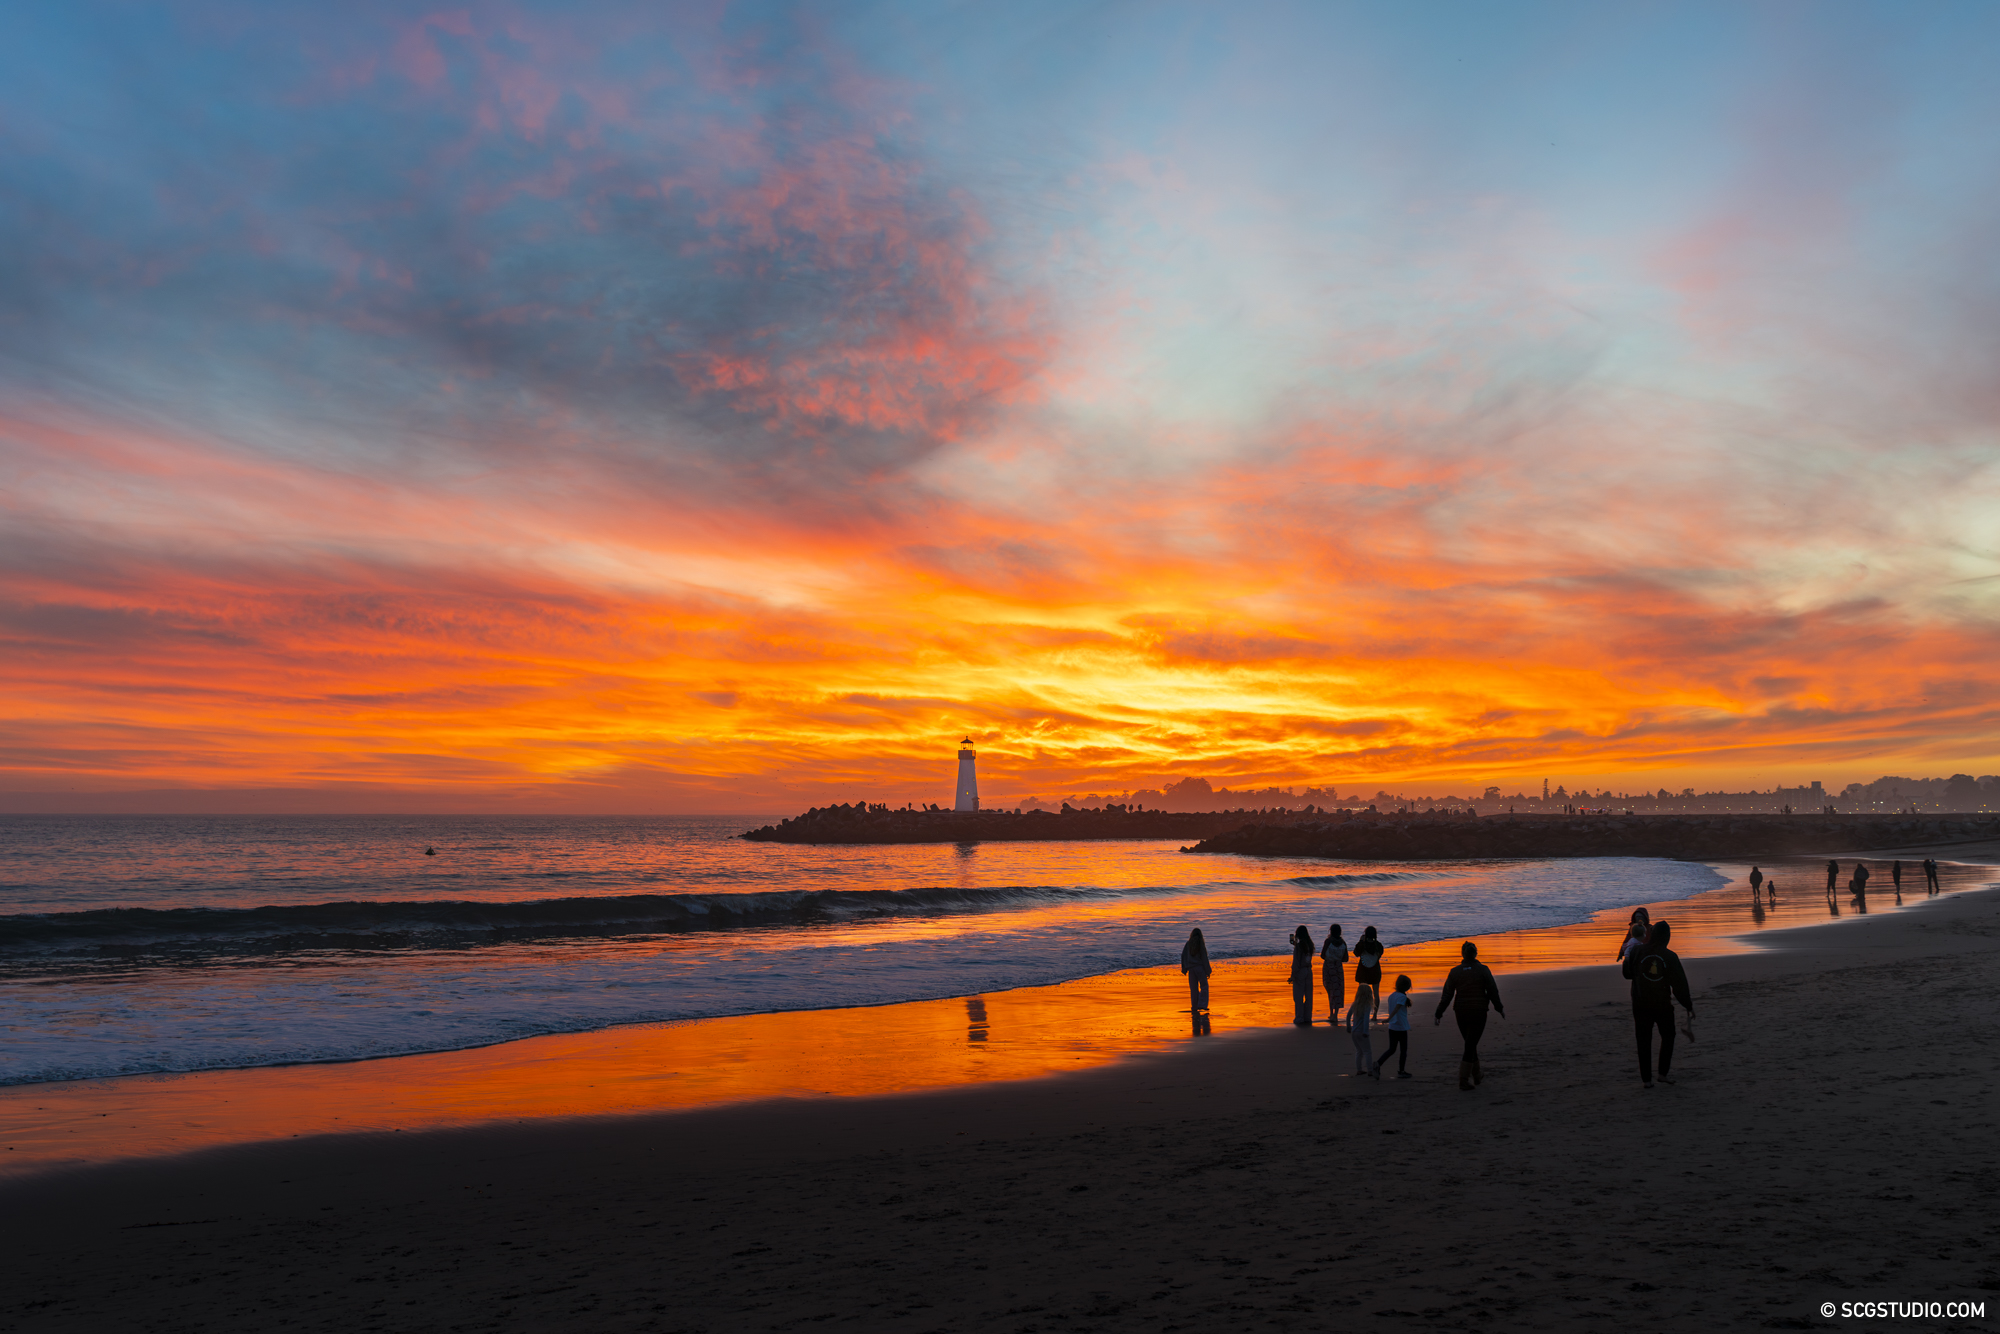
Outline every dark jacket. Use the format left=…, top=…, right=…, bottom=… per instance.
left=1436, top=959, right=1503, bottom=1018
left=1621, top=922, right=1692, bottom=1011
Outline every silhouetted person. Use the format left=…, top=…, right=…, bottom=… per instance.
left=1925, top=858, right=1941, bottom=893
left=1748, top=866, right=1763, bottom=899
left=1321, top=924, right=1349, bottom=1023
left=1622, top=920, right=1693, bottom=1088
left=1381, top=974, right=1414, bottom=1078
left=1289, top=925, right=1316, bottom=1027
left=1826, top=859, right=1839, bottom=893
left=1435, top=941, right=1504, bottom=1091
left=1765, top=878, right=1778, bottom=903
left=1181, top=928, right=1212, bottom=1014
left=1852, top=863, right=1870, bottom=897
left=1891, top=860, right=1903, bottom=892
left=1615, top=907, right=1651, bottom=962
left=1345, top=983, right=1379, bottom=1079
left=1354, top=926, right=1385, bottom=1019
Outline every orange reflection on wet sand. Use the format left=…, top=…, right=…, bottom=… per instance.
left=0, top=856, right=1988, bottom=1176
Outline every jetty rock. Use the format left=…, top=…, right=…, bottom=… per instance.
left=1185, top=812, right=2000, bottom=862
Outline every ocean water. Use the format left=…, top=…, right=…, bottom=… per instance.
left=0, top=814, right=1727, bottom=1086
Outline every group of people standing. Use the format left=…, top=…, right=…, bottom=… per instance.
left=1177, top=922, right=1506, bottom=1091
left=1786, top=857, right=1942, bottom=900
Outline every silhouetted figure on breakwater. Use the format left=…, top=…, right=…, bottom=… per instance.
left=1435, top=941, right=1504, bottom=1091
left=1623, top=920, right=1693, bottom=1089
left=1321, top=924, right=1349, bottom=1023
left=1289, top=926, right=1316, bottom=1027
left=1354, top=926, right=1385, bottom=1019
left=1180, top=928, right=1211, bottom=1014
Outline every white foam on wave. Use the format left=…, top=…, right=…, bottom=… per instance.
left=0, top=856, right=1724, bottom=1086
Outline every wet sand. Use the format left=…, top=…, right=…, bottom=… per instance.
left=2, top=853, right=1981, bottom=1176
left=5, top=849, right=1999, bottom=1332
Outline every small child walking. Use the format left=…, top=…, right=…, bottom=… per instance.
left=1379, top=974, right=1414, bottom=1078
left=1345, top=983, right=1379, bottom=1079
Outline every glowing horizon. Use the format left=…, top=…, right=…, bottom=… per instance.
left=4, top=3, right=1999, bottom=813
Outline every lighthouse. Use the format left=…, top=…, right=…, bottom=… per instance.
left=954, top=738, right=980, bottom=811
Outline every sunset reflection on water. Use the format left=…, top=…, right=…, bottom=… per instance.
left=0, top=856, right=1988, bottom=1175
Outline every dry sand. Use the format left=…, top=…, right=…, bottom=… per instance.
left=6, top=859, right=2000, bottom=1333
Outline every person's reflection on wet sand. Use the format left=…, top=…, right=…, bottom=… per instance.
left=1750, top=894, right=1766, bottom=926
left=1180, top=928, right=1212, bottom=1014
left=965, top=997, right=988, bottom=1045
left=1191, top=1010, right=1211, bottom=1037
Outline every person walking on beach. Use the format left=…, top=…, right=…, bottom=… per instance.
left=1615, top=908, right=1651, bottom=962
left=1321, top=924, right=1350, bottom=1023
left=1826, top=859, right=1839, bottom=894
left=1345, top=983, right=1379, bottom=1078
left=1354, top=926, right=1385, bottom=1019
left=1891, top=860, right=1903, bottom=893
left=1289, top=925, right=1316, bottom=1027
left=1380, top=974, right=1414, bottom=1078
left=1622, top=920, right=1694, bottom=1089
left=1765, top=877, right=1778, bottom=902
left=1851, top=863, right=1870, bottom=897
left=1180, top=928, right=1212, bottom=1013
left=1748, top=866, right=1763, bottom=901
left=1925, top=858, right=1941, bottom=893
left=1435, top=942, right=1504, bottom=1091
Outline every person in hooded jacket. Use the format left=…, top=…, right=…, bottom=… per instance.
left=1434, top=941, right=1504, bottom=1091
left=1621, top=920, right=1694, bottom=1088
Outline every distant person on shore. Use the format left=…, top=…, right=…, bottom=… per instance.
left=1380, top=974, right=1414, bottom=1078
left=1826, top=859, right=1839, bottom=893
left=1180, top=928, right=1212, bottom=1013
left=1852, top=863, right=1870, bottom=897
left=1321, top=924, right=1350, bottom=1023
left=1748, top=866, right=1763, bottom=901
left=1622, top=920, right=1694, bottom=1088
left=1435, top=942, right=1504, bottom=1091
left=1925, top=858, right=1941, bottom=893
left=1289, top=926, right=1316, bottom=1027
left=1615, top=908, right=1651, bottom=962
left=1891, top=860, right=1903, bottom=893
left=1765, top=877, right=1778, bottom=902
left=1354, top=926, right=1385, bottom=1018
left=1345, top=983, right=1379, bottom=1078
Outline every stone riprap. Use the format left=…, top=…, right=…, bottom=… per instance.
left=1186, top=811, right=2000, bottom=861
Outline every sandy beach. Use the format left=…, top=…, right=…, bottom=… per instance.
left=6, top=851, right=2000, bottom=1333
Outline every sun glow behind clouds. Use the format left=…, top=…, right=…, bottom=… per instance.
left=2, top=1, right=1999, bottom=810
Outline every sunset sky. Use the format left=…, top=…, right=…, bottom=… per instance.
left=5, top=2, right=1999, bottom=812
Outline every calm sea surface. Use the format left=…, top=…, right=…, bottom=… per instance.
left=0, top=814, right=1727, bottom=1086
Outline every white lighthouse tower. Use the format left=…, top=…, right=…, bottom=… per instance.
left=954, top=738, right=980, bottom=811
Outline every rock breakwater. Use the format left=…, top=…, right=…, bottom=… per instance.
left=1187, top=812, right=2000, bottom=861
